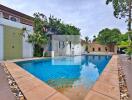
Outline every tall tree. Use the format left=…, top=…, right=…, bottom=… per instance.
left=47, top=15, right=80, bottom=35
left=96, top=28, right=121, bottom=51
left=85, top=36, right=89, bottom=43
left=28, top=13, right=48, bottom=57
left=106, top=0, right=132, bottom=58
left=93, top=35, right=96, bottom=42
left=106, top=0, right=132, bottom=41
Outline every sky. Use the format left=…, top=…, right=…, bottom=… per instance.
left=0, top=0, right=127, bottom=39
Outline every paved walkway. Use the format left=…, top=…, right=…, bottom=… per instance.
left=119, top=55, right=132, bottom=100
left=0, top=64, right=15, bottom=100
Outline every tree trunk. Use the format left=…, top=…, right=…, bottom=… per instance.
left=128, top=0, right=132, bottom=32
left=127, top=0, right=132, bottom=60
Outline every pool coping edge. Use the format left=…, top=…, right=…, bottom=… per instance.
left=3, top=55, right=120, bottom=100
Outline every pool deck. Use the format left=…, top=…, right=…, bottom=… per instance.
left=2, top=55, right=120, bottom=100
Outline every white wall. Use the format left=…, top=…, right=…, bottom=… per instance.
left=65, top=43, right=81, bottom=56
left=74, top=44, right=81, bottom=55
left=0, top=18, right=33, bottom=59
left=0, top=18, right=33, bottom=30
left=22, top=31, right=33, bottom=58
left=66, top=44, right=71, bottom=55
left=0, top=24, right=3, bottom=60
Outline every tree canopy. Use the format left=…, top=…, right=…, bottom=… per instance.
left=28, top=13, right=48, bottom=46
left=96, top=28, right=121, bottom=45
left=106, top=0, right=132, bottom=31
left=46, top=15, right=80, bottom=35
left=106, top=0, right=132, bottom=58
left=28, top=13, right=48, bottom=57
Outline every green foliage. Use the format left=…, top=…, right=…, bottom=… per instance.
left=119, top=41, right=132, bottom=59
left=106, top=0, right=129, bottom=19
left=106, top=0, right=132, bottom=31
left=118, top=41, right=129, bottom=48
left=24, top=13, right=80, bottom=57
left=96, top=28, right=121, bottom=45
left=28, top=33, right=48, bottom=46
left=106, top=0, right=132, bottom=58
left=28, top=13, right=48, bottom=57
left=120, top=33, right=129, bottom=42
left=44, top=52, right=48, bottom=57
left=125, top=43, right=132, bottom=59
left=126, top=31, right=132, bottom=41
left=46, top=15, right=80, bottom=35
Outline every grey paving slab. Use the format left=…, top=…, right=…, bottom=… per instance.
left=119, top=55, right=132, bottom=100
left=0, top=64, right=15, bottom=100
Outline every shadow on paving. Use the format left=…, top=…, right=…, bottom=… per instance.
left=119, top=55, right=132, bottom=100
left=0, top=64, right=15, bottom=100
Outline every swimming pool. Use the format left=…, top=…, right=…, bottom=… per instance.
left=16, top=55, right=111, bottom=100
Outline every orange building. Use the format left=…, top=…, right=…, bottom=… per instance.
left=81, top=40, right=117, bottom=54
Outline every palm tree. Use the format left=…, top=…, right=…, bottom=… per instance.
left=93, top=35, right=96, bottom=42
left=85, top=36, right=89, bottom=43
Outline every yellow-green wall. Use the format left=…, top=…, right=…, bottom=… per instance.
left=4, top=25, right=23, bottom=60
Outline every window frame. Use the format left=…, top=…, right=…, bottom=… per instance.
left=0, top=12, right=3, bottom=18
left=9, top=15, right=20, bottom=22
left=98, top=47, right=101, bottom=51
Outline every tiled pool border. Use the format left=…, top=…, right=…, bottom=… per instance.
left=3, top=55, right=120, bottom=100
left=85, top=55, right=120, bottom=100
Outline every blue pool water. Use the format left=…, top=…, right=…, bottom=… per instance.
left=16, top=55, right=111, bottom=99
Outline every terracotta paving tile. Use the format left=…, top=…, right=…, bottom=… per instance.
left=4, top=63, right=17, bottom=71
left=47, top=92, right=69, bottom=100
left=104, top=69, right=118, bottom=74
left=11, top=70, right=28, bottom=79
left=92, top=81, right=120, bottom=100
left=98, top=74, right=119, bottom=86
left=103, top=66, right=118, bottom=74
left=84, top=90, right=113, bottom=100
left=24, top=85, right=57, bottom=100
left=4, top=63, right=31, bottom=80
left=16, top=78, right=42, bottom=93
left=15, top=74, right=35, bottom=84
left=100, top=71, right=118, bottom=80
left=104, top=66, right=118, bottom=72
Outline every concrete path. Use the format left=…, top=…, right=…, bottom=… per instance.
left=119, top=55, right=132, bottom=100
left=0, top=64, right=15, bottom=100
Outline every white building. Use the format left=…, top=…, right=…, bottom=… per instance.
left=0, top=4, right=33, bottom=60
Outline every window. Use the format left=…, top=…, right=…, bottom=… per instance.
left=93, top=48, right=95, bottom=51
left=9, top=16, right=20, bottom=22
left=69, top=41, right=71, bottom=49
left=63, top=41, right=65, bottom=48
left=59, top=41, right=60, bottom=48
left=0, top=12, right=3, bottom=18
left=105, top=47, right=108, bottom=52
left=98, top=47, right=101, bottom=51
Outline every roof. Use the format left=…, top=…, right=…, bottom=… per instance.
left=0, top=4, right=33, bottom=20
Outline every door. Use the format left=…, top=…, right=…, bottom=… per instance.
left=4, top=26, right=22, bottom=60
